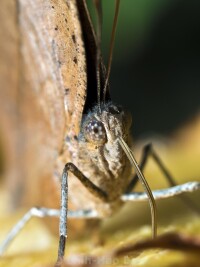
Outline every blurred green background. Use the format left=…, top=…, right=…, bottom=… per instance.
left=87, top=0, right=200, bottom=138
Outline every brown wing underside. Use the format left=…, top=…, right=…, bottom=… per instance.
left=0, top=0, right=87, bottom=207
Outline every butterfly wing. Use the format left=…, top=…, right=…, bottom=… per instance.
left=0, top=0, right=87, bottom=207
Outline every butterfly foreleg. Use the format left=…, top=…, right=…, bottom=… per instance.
left=55, top=162, right=106, bottom=266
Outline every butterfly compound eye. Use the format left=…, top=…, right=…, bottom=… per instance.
left=84, top=120, right=107, bottom=145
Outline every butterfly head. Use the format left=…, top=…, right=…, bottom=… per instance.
left=81, top=102, right=132, bottom=147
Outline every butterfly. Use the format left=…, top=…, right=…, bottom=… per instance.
left=0, top=1, right=200, bottom=267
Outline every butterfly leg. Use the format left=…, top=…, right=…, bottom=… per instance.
left=125, top=143, right=200, bottom=213
left=0, top=207, right=60, bottom=256
left=55, top=162, right=107, bottom=267
left=0, top=207, right=98, bottom=261
left=122, top=181, right=200, bottom=201
left=0, top=163, right=102, bottom=265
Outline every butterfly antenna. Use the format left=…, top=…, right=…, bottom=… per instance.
left=103, top=0, right=120, bottom=104
left=93, top=0, right=102, bottom=113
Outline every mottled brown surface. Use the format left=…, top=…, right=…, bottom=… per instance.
left=0, top=0, right=87, bottom=211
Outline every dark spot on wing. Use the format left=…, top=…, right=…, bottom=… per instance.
left=72, top=34, right=76, bottom=44
left=65, top=88, right=70, bottom=95
left=73, top=57, right=78, bottom=64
